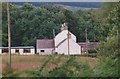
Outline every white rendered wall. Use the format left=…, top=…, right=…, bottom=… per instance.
left=37, top=48, right=53, bottom=55
left=55, top=30, right=76, bottom=47
left=57, top=39, right=81, bottom=55
left=0, top=49, right=1, bottom=54
left=31, top=49, right=35, bottom=54
left=19, top=49, right=23, bottom=55
left=11, top=49, right=15, bottom=54
left=69, top=39, right=81, bottom=55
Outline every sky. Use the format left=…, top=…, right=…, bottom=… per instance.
left=0, top=0, right=120, bottom=2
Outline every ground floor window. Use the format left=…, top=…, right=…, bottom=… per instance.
left=2, top=48, right=8, bottom=53
left=23, top=48, right=31, bottom=53
left=15, top=49, right=19, bottom=53
left=41, top=50, right=45, bottom=52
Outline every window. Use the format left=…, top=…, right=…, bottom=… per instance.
left=23, top=48, right=31, bottom=53
left=2, top=48, right=8, bottom=53
left=41, top=50, right=45, bottom=52
left=15, top=49, right=19, bottom=53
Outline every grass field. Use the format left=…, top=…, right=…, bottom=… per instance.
left=1, top=54, right=99, bottom=77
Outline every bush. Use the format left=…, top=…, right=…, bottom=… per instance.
left=93, top=57, right=119, bottom=77
left=98, top=36, right=119, bottom=58
left=26, top=55, right=119, bottom=77
left=88, top=49, right=97, bottom=57
left=27, top=56, right=94, bottom=77
left=88, top=49, right=97, bottom=53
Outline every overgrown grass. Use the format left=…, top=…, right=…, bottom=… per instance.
left=2, top=62, right=17, bottom=77
left=4, top=54, right=118, bottom=77
left=26, top=55, right=118, bottom=77
left=27, top=56, right=95, bottom=77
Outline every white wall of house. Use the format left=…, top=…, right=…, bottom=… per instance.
left=0, top=49, right=1, bottom=54
left=56, top=39, right=81, bottom=55
left=55, top=30, right=76, bottom=47
left=11, top=49, right=16, bottom=54
left=37, top=48, right=53, bottom=55
left=19, top=49, right=23, bottom=54
left=31, top=49, right=35, bottom=54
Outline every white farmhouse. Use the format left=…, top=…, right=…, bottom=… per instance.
left=36, top=23, right=81, bottom=55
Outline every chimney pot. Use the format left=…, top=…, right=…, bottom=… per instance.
left=61, top=23, right=68, bottom=31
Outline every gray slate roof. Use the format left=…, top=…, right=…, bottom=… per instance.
left=37, top=39, right=54, bottom=48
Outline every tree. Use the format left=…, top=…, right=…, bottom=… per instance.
left=2, top=3, right=102, bottom=46
left=98, top=2, right=120, bottom=58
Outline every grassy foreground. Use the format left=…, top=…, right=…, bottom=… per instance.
left=2, top=54, right=99, bottom=77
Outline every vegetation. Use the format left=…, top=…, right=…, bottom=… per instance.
left=2, top=2, right=119, bottom=77
left=2, top=2, right=101, bottom=46
left=2, top=55, right=99, bottom=77
left=2, top=55, right=115, bottom=77
left=2, top=62, right=16, bottom=77
left=93, top=57, right=118, bottom=77
left=96, top=2, right=119, bottom=77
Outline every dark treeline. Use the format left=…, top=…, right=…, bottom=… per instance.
left=2, top=3, right=102, bottom=47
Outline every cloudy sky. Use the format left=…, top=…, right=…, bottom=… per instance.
left=1, top=0, right=120, bottom=2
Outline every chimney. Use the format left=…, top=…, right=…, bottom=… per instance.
left=61, top=23, right=68, bottom=31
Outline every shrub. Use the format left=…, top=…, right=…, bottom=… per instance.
left=93, top=57, right=119, bottom=77
left=98, top=36, right=119, bottom=58
left=88, top=49, right=97, bottom=53
left=45, top=56, right=93, bottom=77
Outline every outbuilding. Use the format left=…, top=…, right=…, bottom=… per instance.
left=36, top=39, right=54, bottom=55
left=0, top=46, right=35, bottom=55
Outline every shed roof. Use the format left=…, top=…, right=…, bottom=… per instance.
left=78, top=42, right=100, bottom=52
left=0, top=46, right=34, bottom=49
left=37, top=39, right=54, bottom=49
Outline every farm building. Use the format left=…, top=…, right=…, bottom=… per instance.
left=36, top=39, right=54, bottom=55
left=37, top=23, right=81, bottom=55
left=0, top=46, right=35, bottom=55
left=78, top=42, right=100, bottom=54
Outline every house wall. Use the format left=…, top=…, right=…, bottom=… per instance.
left=55, top=30, right=76, bottom=47
left=11, top=49, right=16, bottom=54
left=19, top=48, right=35, bottom=55
left=19, top=49, right=23, bottom=54
left=0, top=49, right=1, bottom=54
left=37, top=48, right=53, bottom=55
left=56, top=39, right=81, bottom=55
left=31, top=49, right=35, bottom=54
